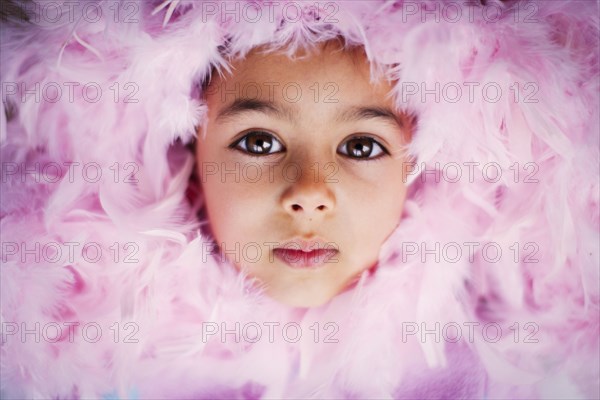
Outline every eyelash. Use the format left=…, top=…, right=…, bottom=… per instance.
left=228, top=131, right=285, bottom=159
left=229, top=130, right=390, bottom=161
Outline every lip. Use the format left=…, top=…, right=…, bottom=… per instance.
left=276, top=238, right=337, bottom=252
left=274, top=238, right=339, bottom=268
left=273, top=248, right=339, bottom=268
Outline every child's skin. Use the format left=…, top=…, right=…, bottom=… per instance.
left=197, top=40, right=411, bottom=307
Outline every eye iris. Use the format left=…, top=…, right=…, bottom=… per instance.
left=247, top=133, right=272, bottom=154
left=348, top=138, right=372, bottom=158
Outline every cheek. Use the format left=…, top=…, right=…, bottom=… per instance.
left=200, top=172, right=272, bottom=244
left=343, top=169, right=406, bottom=245
left=377, top=179, right=407, bottom=234
left=202, top=182, right=241, bottom=233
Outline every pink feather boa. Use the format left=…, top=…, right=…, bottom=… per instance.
left=1, top=0, right=598, bottom=398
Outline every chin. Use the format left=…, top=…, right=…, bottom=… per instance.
left=268, top=287, right=337, bottom=308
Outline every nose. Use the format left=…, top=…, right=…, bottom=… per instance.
left=280, top=165, right=335, bottom=220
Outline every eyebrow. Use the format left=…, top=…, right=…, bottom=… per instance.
left=215, top=98, right=403, bottom=130
left=335, top=105, right=404, bottom=130
left=216, top=98, right=297, bottom=123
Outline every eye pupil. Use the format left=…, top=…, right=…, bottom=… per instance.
left=348, top=138, right=373, bottom=158
left=231, top=130, right=284, bottom=156
left=248, top=134, right=272, bottom=154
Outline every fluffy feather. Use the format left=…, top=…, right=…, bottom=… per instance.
left=1, top=0, right=598, bottom=398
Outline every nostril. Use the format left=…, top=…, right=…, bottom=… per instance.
left=290, top=204, right=327, bottom=212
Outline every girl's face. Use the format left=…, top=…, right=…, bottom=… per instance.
left=197, top=43, right=411, bottom=307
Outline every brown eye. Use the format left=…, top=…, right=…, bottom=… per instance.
left=231, top=131, right=284, bottom=155
left=338, top=136, right=387, bottom=159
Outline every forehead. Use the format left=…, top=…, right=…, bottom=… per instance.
left=206, top=43, right=395, bottom=108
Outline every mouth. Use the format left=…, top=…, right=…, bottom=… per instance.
left=273, top=238, right=339, bottom=268
left=273, top=248, right=339, bottom=268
